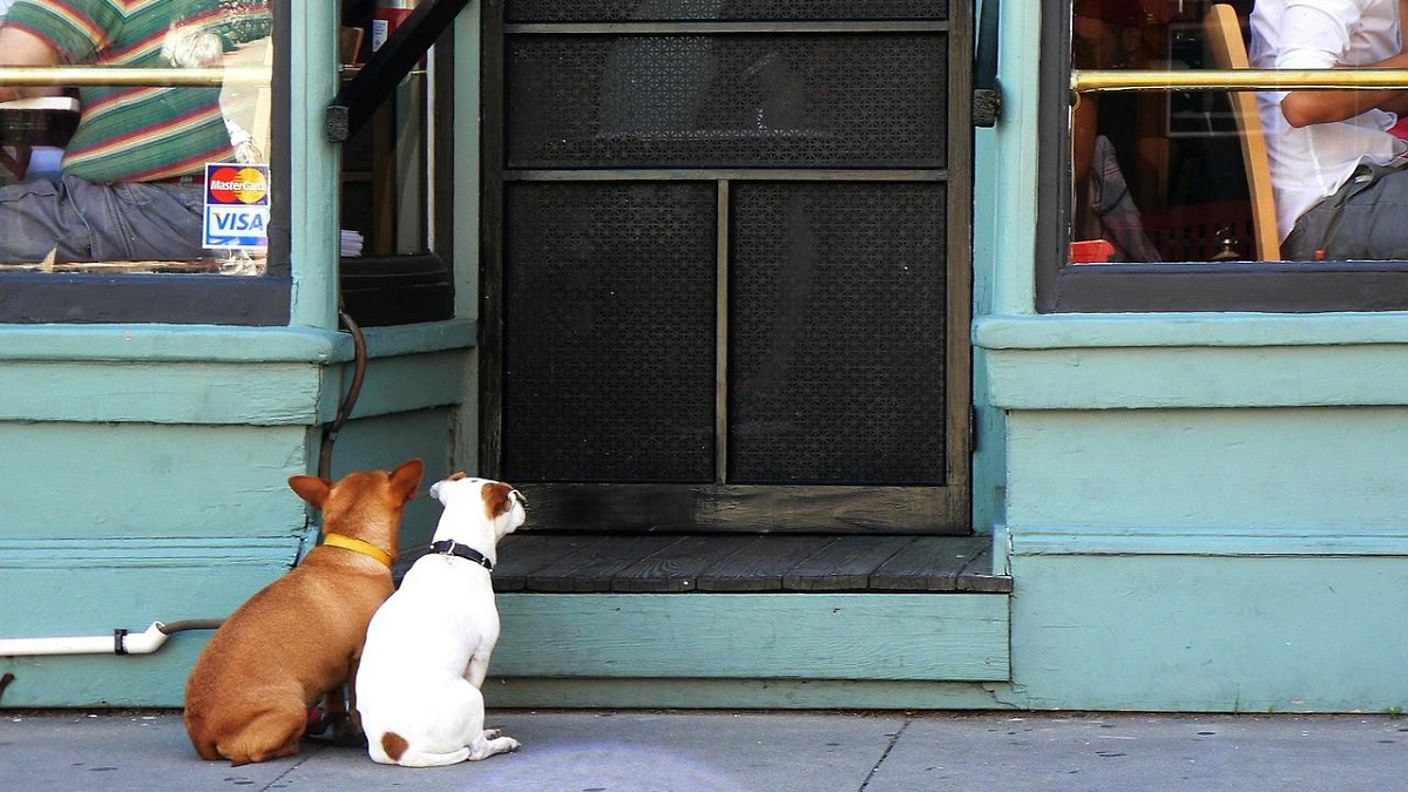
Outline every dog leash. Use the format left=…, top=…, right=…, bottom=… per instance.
left=321, top=533, right=393, bottom=568
left=429, top=539, right=493, bottom=572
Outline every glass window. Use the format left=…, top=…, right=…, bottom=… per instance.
left=1070, top=0, right=1257, bottom=265
left=338, top=11, right=428, bottom=260
left=336, top=2, right=452, bottom=326
left=1045, top=0, right=1408, bottom=311
left=0, top=0, right=277, bottom=276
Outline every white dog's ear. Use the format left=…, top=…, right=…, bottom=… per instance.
left=429, top=480, right=447, bottom=503
left=482, top=482, right=516, bottom=521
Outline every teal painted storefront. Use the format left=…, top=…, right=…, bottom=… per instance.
left=3, top=3, right=1406, bottom=714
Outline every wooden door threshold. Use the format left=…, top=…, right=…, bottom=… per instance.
left=396, top=533, right=1010, bottom=594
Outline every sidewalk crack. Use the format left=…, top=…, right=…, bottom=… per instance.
left=858, top=715, right=911, bottom=792
left=258, top=744, right=325, bottom=791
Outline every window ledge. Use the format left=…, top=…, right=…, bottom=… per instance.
left=975, top=312, right=1408, bottom=351
left=0, top=318, right=475, bottom=364
left=978, top=313, right=1408, bottom=409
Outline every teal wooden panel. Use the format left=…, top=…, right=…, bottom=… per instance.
left=359, top=320, right=475, bottom=359
left=287, top=0, right=340, bottom=330
left=493, top=594, right=1010, bottom=682
left=1009, top=554, right=1408, bottom=712
left=985, top=345, right=1408, bottom=410
left=0, top=555, right=291, bottom=707
left=321, top=350, right=472, bottom=423
left=1006, top=408, right=1408, bottom=532
left=0, top=423, right=309, bottom=538
left=329, top=408, right=456, bottom=549
left=1011, top=528, right=1408, bottom=557
left=971, top=350, right=1007, bottom=535
left=0, top=326, right=340, bottom=363
left=485, top=678, right=1020, bottom=711
left=0, top=537, right=297, bottom=573
left=0, top=361, right=320, bottom=424
left=976, top=312, right=1408, bottom=350
left=983, top=0, right=1041, bottom=316
left=0, top=321, right=473, bottom=365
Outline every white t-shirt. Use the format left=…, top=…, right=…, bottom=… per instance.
left=1250, top=0, right=1408, bottom=240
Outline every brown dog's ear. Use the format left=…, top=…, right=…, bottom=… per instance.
left=389, top=458, right=425, bottom=500
left=288, top=475, right=332, bottom=507
left=482, top=482, right=514, bottom=520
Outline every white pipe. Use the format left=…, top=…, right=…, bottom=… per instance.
left=0, top=622, right=170, bottom=657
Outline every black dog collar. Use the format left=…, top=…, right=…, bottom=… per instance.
left=429, top=539, right=493, bottom=572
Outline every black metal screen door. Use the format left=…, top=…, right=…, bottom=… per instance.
left=481, top=0, right=971, bottom=533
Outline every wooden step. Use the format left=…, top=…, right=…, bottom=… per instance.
left=396, top=533, right=1010, bottom=594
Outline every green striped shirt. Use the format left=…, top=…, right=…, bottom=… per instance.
left=3, top=0, right=271, bottom=183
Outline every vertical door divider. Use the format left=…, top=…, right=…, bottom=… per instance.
left=715, top=179, right=731, bottom=485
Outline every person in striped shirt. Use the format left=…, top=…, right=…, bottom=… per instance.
left=0, top=0, right=271, bottom=264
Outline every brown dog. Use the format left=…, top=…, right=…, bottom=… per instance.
left=184, top=458, right=425, bottom=765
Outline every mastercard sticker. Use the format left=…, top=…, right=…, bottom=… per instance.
left=203, top=162, right=270, bottom=250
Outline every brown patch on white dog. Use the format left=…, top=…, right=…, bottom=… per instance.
left=381, top=732, right=409, bottom=762
left=481, top=482, right=514, bottom=520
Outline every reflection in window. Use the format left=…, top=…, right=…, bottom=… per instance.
left=1070, top=0, right=1255, bottom=264
left=0, top=0, right=273, bottom=274
left=338, top=7, right=429, bottom=260
left=1071, top=1, right=1408, bottom=265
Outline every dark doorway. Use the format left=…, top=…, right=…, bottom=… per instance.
left=481, top=0, right=972, bottom=533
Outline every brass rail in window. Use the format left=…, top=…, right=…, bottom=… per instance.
left=1074, top=68, right=1408, bottom=94
left=0, top=66, right=269, bottom=88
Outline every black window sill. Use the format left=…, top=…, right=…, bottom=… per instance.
left=0, top=272, right=291, bottom=325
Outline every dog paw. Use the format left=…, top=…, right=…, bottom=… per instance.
left=505, top=737, right=522, bottom=753
left=482, top=729, right=502, bottom=740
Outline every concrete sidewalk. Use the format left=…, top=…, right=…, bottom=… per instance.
left=1, top=710, right=1404, bottom=791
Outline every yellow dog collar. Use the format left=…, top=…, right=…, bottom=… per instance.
left=322, top=533, right=393, bottom=568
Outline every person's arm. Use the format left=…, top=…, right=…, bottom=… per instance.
left=0, top=25, right=61, bottom=103
left=1281, top=51, right=1408, bottom=126
left=1277, top=2, right=1408, bottom=127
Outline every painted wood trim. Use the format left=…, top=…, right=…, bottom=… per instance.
left=0, top=324, right=474, bottom=425
left=0, top=361, right=322, bottom=424
left=484, top=678, right=1021, bottom=711
left=321, top=349, right=473, bottom=422
left=975, top=313, right=1408, bottom=350
left=1008, top=554, right=1408, bottom=712
left=287, top=0, right=339, bottom=329
left=0, top=326, right=342, bottom=363
left=1010, top=528, right=1408, bottom=557
left=0, top=423, right=311, bottom=538
left=360, top=319, right=476, bottom=358
left=0, top=667, right=1019, bottom=710
left=984, top=345, right=1408, bottom=409
left=0, top=319, right=474, bottom=364
left=0, top=537, right=298, bottom=569
left=493, top=593, right=1010, bottom=681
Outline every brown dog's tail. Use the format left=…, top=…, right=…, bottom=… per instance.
left=381, top=731, right=409, bottom=763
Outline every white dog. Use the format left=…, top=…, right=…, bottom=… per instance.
left=354, top=473, right=526, bottom=766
